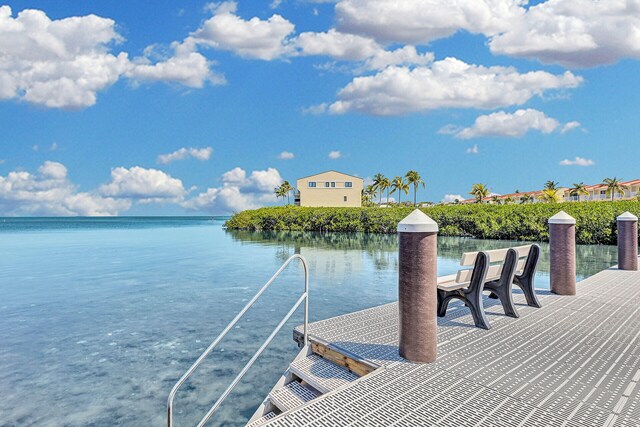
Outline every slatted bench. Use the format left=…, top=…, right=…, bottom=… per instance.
left=437, top=244, right=541, bottom=329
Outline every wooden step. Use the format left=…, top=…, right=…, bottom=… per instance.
left=246, top=411, right=277, bottom=427
left=289, top=354, right=358, bottom=394
left=268, top=381, right=320, bottom=413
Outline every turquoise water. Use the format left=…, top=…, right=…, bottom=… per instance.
left=0, top=218, right=618, bottom=426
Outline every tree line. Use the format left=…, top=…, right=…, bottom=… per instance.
left=363, top=171, right=425, bottom=207
left=467, top=177, right=634, bottom=204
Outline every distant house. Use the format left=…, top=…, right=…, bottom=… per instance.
left=460, top=179, right=640, bottom=204
left=295, top=171, right=364, bottom=207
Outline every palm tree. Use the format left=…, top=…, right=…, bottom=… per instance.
left=569, top=182, right=589, bottom=202
left=274, top=185, right=286, bottom=204
left=391, top=176, right=409, bottom=204
left=379, top=177, right=392, bottom=204
left=504, top=196, right=514, bottom=204
left=362, top=184, right=376, bottom=206
left=491, top=195, right=501, bottom=204
left=372, top=173, right=385, bottom=204
left=603, top=177, right=626, bottom=201
left=281, top=181, right=294, bottom=205
left=469, top=183, right=490, bottom=203
left=540, top=188, right=562, bottom=203
left=520, top=193, right=533, bottom=204
left=544, top=180, right=560, bottom=191
left=405, top=170, right=425, bottom=206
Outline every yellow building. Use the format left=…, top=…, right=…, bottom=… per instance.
left=295, top=171, right=363, bottom=207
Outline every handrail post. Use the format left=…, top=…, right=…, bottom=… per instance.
left=167, top=254, right=309, bottom=427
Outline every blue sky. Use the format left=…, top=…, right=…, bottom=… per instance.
left=1, top=0, right=639, bottom=215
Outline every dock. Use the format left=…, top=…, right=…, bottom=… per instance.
left=262, top=266, right=640, bottom=426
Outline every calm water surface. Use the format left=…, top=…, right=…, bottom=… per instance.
left=0, top=218, right=618, bottom=426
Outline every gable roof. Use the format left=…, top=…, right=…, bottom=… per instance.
left=297, top=170, right=364, bottom=181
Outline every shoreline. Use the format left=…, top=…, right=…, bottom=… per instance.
left=224, top=201, right=640, bottom=245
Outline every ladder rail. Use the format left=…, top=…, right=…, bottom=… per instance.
left=167, top=254, right=309, bottom=427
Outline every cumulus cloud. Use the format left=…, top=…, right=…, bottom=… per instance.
left=0, top=161, right=129, bottom=216
left=127, top=40, right=224, bottom=87
left=323, top=59, right=582, bottom=116
left=294, top=29, right=433, bottom=70
left=295, top=29, right=380, bottom=61
left=182, top=166, right=282, bottom=213
left=193, top=1, right=295, bottom=60
left=466, top=144, right=479, bottom=154
left=488, top=0, right=640, bottom=67
left=0, top=6, right=129, bottom=108
left=278, top=151, right=294, bottom=160
left=443, top=109, right=580, bottom=139
left=443, top=194, right=463, bottom=203
left=0, top=6, right=222, bottom=109
left=559, top=156, right=594, bottom=166
left=334, top=0, right=523, bottom=45
left=157, top=147, right=213, bottom=164
left=328, top=150, right=342, bottom=159
left=99, top=166, right=186, bottom=203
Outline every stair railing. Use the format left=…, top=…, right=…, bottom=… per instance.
left=167, top=254, right=309, bottom=427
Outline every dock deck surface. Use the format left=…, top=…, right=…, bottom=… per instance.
left=268, top=267, right=640, bottom=426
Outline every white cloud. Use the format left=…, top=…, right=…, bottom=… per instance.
left=444, top=109, right=580, bottom=139
left=99, top=166, right=186, bottom=202
left=561, top=121, right=581, bottom=134
left=295, top=29, right=380, bottom=61
left=294, top=29, right=433, bottom=71
left=39, top=160, right=68, bottom=180
left=127, top=40, right=224, bottom=88
left=0, top=6, right=130, bottom=109
left=278, top=151, right=295, bottom=160
left=334, top=0, right=523, bottom=45
left=443, top=194, right=463, bottom=203
left=0, top=161, right=129, bottom=216
left=0, top=6, right=220, bottom=109
left=50, top=142, right=58, bottom=151
left=193, top=1, right=295, bottom=60
left=324, top=59, right=582, bottom=116
left=559, top=156, right=594, bottom=167
left=182, top=166, right=282, bottom=214
left=328, top=150, right=342, bottom=159
left=488, top=0, right=640, bottom=67
left=466, top=144, right=479, bottom=154
left=157, top=147, right=213, bottom=164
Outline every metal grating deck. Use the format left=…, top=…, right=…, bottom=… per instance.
left=267, top=267, right=640, bottom=426
left=289, top=354, right=359, bottom=393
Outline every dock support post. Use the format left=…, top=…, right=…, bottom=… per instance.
left=549, top=211, right=577, bottom=295
left=617, top=212, right=638, bottom=271
left=397, top=209, right=438, bottom=363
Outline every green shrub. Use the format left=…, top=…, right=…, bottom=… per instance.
left=224, top=201, right=640, bottom=245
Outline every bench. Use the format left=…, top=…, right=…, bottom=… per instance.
left=436, top=244, right=541, bottom=329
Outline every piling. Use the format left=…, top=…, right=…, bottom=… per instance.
left=617, top=212, right=638, bottom=271
left=549, top=211, right=576, bottom=296
left=397, top=209, right=438, bottom=363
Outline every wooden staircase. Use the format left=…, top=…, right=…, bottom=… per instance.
left=246, top=340, right=377, bottom=426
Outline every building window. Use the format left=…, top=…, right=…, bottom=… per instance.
left=308, top=182, right=316, bottom=188
left=325, top=182, right=330, bottom=187
left=331, top=182, right=336, bottom=188
left=345, top=182, right=352, bottom=188
left=344, top=196, right=348, bottom=202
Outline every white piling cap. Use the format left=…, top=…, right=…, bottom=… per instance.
left=617, top=211, right=638, bottom=222
left=397, top=209, right=439, bottom=233
left=548, top=211, right=576, bottom=225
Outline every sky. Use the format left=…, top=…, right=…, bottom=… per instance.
left=1, top=0, right=640, bottom=216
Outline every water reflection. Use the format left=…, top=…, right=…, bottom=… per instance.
left=227, top=230, right=618, bottom=283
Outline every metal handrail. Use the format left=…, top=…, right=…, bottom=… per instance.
left=167, top=254, right=309, bottom=427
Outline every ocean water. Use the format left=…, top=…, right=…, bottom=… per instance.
left=0, top=218, right=618, bottom=426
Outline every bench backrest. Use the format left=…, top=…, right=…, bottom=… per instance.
left=460, top=245, right=533, bottom=267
